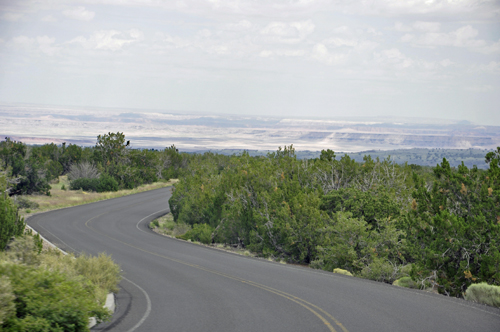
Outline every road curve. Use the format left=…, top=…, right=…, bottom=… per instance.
left=27, top=187, right=500, bottom=332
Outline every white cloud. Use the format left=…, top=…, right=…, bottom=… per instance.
left=401, top=25, right=500, bottom=53
left=63, top=6, right=95, bottom=21
left=259, top=49, right=306, bottom=57
left=400, top=34, right=414, bottom=42
left=374, top=48, right=414, bottom=69
left=12, top=35, right=35, bottom=47
left=311, top=43, right=345, bottom=65
left=197, top=29, right=212, bottom=38
left=413, top=21, right=440, bottom=32
left=160, top=34, right=191, bottom=49
left=41, top=15, right=57, bottom=22
left=260, top=20, right=315, bottom=43
left=465, top=85, right=495, bottom=92
left=336, top=0, right=500, bottom=18
left=470, top=61, right=500, bottom=73
left=2, top=12, right=24, bottom=22
left=9, top=35, right=60, bottom=56
left=440, top=59, right=454, bottom=67
left=394, top=22, right=412, bottom=32
left=69, top=29, right=143, bottom=51
left=224, top=20, right=253, bottom=31
left=36, top=36, right=60, bottom=56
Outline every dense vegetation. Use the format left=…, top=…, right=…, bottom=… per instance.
left=170, top=146, right=500, bottom=297
left=0, top=237, right=120, bottom=331
left=191, top=148, right=491, bottom=169
left=0, top=133, right=186, bottom=196
left=1, top=133, right=499, bottom=302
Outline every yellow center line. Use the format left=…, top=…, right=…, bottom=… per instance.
left=85, top=210, right=349, bottom=332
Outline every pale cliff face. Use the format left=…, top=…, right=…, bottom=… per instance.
left=1, top=104, right=499, bottom=152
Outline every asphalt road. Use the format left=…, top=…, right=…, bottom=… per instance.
left=27, top=187, right=500, bottom=332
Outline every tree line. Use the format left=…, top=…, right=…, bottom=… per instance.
left=0, top=132, right=187, bottom=196
left=1, top=133, right=498, bottom=298
left=169, top=145, right=500, bottom=297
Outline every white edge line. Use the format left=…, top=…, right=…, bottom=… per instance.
left=123, top=276, right=152, bottom=332
left=136, top=208, right=170, bottom=233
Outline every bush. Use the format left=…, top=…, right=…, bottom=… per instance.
left=360, top=258, right=396, bottom=283
left=97, top=175, right=118, bottom=192
left=67, top=161, right=100, bottom=181
left=73, top=253, right=121, bottom=294
left=11, top=196, right=39, bottom=210
left=465, top=283, right=500, bottom=308
left=70, top=175, right=118, bottom=193
left=0, top=177, right=25, bottom=250
left=2, top=236, right=40, bottom=266
left=0, top=276, right=15, bottom=325
left=178, top=223, right=214, bottom=244
left=393, top=277, right=419, bottom=289
left=150, top=214, right=191, bottom=237
left=70, top=177, right=100, bottom=192
left=0, top=262, right=110, bottom=332
left=333, top=268, right=353, bottom=276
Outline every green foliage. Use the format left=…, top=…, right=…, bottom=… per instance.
left=465, top=282, right=500, bottom=308
left=393, top=276, right=419, bottom=289
left=150, top=214, right=192, bottom=237
left=0, top=176, right=25, bottom=250
left=320, top=187, right=401, bottom=226
left=73, top=253, right=121, bottom=294
left=11, top=196, right=39, bottom=210
left=0, top=262, right=110, bottom=332
left=333, top=268, right=353, bottom=276
left=70, top=174, right=118, bottom=192
left=70, top=178, right=100, bottom=191
left=178, top=223, right=214, bottom=244
left=0, top=275, right=15, bottom=325
left=1, top=135, right=186, bottom=196
left=405, top=157, right=500, bottom=296
left=12, top=162, right=51, bottom=196
left=0, top=236, right=121, bottom=331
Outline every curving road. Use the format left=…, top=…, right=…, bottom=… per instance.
left=27, top=187, right=500, bottom=332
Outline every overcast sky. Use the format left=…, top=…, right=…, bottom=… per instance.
left=0, top=0, right=499, bottom=125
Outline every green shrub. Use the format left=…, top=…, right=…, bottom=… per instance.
left=70, top=175, right=118, bottom=193
left=97, top=175, right=118, bottom=192
left=465, top=283, right=500, bottom=308
left=359, top=259, right=412, bottom=284
left=178, top=223, right=214, bottom=244
left=12, top=196, right=39, bottom=210
left=73, top=253, right=121, bottom=294
left=393, top=277, right=419, bottom=289
left=0, top=178, right=26, bottom=250
left=151, top=214, right=191, bottom=237
left=0, top=275, right=15, bottom=325
left=333, top=268, right=353, bottom=276
left=70, top=177, right=100, bottom=192
left=309, top=259, right=324, bottom=270
left=0, top=262, right=110, bottom=332
left=3, top=236, right=41, bottom=266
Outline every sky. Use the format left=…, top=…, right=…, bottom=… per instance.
left=0, top=0, right=499, bottom=125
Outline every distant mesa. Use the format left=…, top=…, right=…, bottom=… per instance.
left=1, top=103, right=499, bottom=155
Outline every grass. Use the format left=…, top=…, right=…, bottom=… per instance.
left=465, top=283, right=500, bottom=308
left=19, top=176, right=178, bottom=218
left=149, top=213, right=191, bottom=237
left=393, top=277, right=419, bottom=289
left=333, top=268, right=353, bottom=276
left=148, top=215, right=263, bottom=259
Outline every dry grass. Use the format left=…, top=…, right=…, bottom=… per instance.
left=465, top=283, right=500, bottom=308
left=20, top=176, right=178, bottom=218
